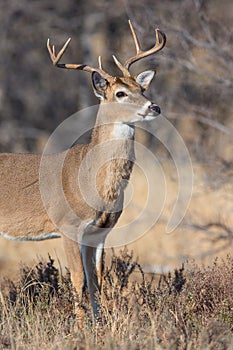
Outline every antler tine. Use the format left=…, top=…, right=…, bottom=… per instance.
left=98, top=56, right=103, bottom=70
left=124, top=21, right=166, bottom=71
left=97, top=56, right=115, bottom=80
left=47, top=37, right=113, bottom=80
left=47, top=38, right=71, bottom=66
left=128, top=20, right=141, bottom=54
left=112, top=55, right=131, bottom=77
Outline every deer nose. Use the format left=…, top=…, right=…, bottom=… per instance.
left=149, top=103, right=161, bottom=115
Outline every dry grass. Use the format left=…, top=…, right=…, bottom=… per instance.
left=0, top=252, right=232, bottom=350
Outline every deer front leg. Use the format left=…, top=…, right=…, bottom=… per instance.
left=62, top=235, right=86, bottom=318
left=81, top=243, right=104, bottom=319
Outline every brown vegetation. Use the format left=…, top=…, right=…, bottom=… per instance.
left=1, top=0, right=233, bottom=277
left=0, top=253, right=232, bottom=349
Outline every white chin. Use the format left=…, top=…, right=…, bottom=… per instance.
left=128, top=114, right=157, bottom=124
left=144, top=115, right=157, bottom=121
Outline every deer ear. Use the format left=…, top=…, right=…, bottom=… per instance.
left=92, top=71, right=109, bottom=99
left=136, top=70, right=155, bottom=90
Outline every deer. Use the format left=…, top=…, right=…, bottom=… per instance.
left=0, top=20, right=166, bottom=320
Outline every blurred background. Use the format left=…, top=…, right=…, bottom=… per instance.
left=0, top=0, right=232, bottom=278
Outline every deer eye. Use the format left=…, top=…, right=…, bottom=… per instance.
left=116, top=91, right=128, bottom=98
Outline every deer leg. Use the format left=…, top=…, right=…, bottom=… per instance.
left=81, top=244, right=102, bottom=319
left=62, top=235, right=86, bottom=319
left=95, top=241, right=105, bottom=288
left=80, top=221, right=108, bottom=320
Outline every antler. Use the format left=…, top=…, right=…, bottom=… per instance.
left=113, top=20, right=166, bottom=77
left=47, top=21, right=166, bottom=80
left=47, top=38, right=113, bottom=80
left=125, top=20, right=166, bottom=70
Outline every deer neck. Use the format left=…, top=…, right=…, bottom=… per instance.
left=90, top=103, right=135, bottom=154
left=87, top=105, right=136, bottom=204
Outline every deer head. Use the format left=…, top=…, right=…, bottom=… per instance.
left=47, top=20, right=166, bottom=124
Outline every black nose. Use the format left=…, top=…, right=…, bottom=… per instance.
left=150, top=103, right=161, bottom=114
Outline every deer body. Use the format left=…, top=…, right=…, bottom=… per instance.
left=0, top=21, right=166, bottom=319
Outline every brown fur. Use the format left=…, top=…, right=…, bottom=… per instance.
left=0, top=73, right=157, bottom=320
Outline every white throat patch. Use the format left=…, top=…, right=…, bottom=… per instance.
left=112, top=122, right=135, bottom=139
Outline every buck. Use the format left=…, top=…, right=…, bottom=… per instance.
left=0, top=21, right=166, bottom=319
